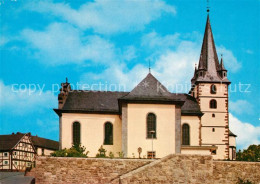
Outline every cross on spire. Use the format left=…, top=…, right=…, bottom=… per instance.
left=149, top=61, right=151, bottom=73
left=207, top=0, right=210, bottom=13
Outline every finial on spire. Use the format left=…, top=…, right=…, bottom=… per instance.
left=66, top=77, right=68, bottom=83
left=149, top=61, right=151, bottom=73
left=207, top=0, right=210, bottom=13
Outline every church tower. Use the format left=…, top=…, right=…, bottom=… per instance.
left=190, top=15, right=231, bottom=159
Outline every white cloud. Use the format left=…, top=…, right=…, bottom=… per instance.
left=229, top=113, right=260, bottom=149
left=80, top=38, right=200, bottom=93
left=80, top=63, right=148, bottom=91
left=217, top=46, right=241, bottom=72
left=25, top=0, right=176, bottom=34
left=21, top=23, right=119, bottom=65
left=80, top=32, right=241, bottom=93
left=141, top=31, right=180, bottom=50
left=230, top=100, right=253, bottom=115
left=0, top=80, right=56, bottom=115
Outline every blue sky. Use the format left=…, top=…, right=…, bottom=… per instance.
left=0, top=0, right=259, bottom=150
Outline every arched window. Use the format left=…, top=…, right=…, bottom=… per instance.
left=210, top=84, right=217, bottom=94
left=104, top=122, right=113, bottom=145
left=210, top=99, right=217, bottom=109
left=147, top=113, right=156, bottom=138
left=182, top=124, right=190, bottom=145
left=73, top=122, right=80, bottom=145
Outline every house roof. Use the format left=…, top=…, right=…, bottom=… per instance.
left=0, top=132, right=59, bottom=151
left=31, top=135, right=59, bottom=150
left=0, top=133, right=24, bottom=151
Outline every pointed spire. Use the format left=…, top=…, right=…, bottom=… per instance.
left=191, top=64, right=198, bottom=81
left=197, top=15, right=221, bottom=80
left=219, top=54, right=227, bottom=71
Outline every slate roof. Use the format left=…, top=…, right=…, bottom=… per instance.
left=0, top=133, right=24, bottom=151
left=195, top=15, right=230, bottom=83
left=61, top=91, right=128, bottom=113
left=229, top=130, right=237, bottom=137
left=120, top=73, right=174, bottom=101
left=31, top=135, right=59, bottom=150
left=56, top=74, right=202, bottom=116
left=0, top=133, right=59, bottom=151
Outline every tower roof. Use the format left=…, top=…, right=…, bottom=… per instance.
left=195, top=15, right=230, bottom=83
left=219, top=57, right=227, bottom=71
left=198, top=15, right=219, bottom=73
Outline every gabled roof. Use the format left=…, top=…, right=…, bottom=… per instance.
left=0, top=133, right=59, bottom=151
left=120, top=73, right=174, bottom=101
left=55, top=90, right=202, bottom=116
left=0, top=133, right=24, bottom=151
left=31, top=136, right=59, bottom=150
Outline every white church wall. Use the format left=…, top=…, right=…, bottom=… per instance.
left=61, top=113, right=122, bottom=157
left=199, top=83, right=227, bottom=97
left=181, top=149, right=211, bottom=155
left=126, top=103, right=176, bottom=158
left=181, top=116, right=200, bottom=146
left=201, top=127, right=226, bottom=144
left=229, top=136, right=236, bottom=147
left=201, top=113, right=226, bottom=127
left=200, top=97, right=227, bottom=112
left=212, top=145, right=226, bottom=160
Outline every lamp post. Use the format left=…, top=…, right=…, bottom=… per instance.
left=149, top=130, right=155, bottom=159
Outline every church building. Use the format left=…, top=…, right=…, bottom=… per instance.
left=54, top=15, right=236, bottom=160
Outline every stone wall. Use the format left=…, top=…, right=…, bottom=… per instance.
left=30, top=155, right=260, bottom=184
left=118, top=154, right=213, bottom=184
left=33, top=157, right=151, bottom=184
left=212, top=161, right=260, bottom=184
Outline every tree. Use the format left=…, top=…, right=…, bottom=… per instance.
left=236, top=144, right=259, bottom=162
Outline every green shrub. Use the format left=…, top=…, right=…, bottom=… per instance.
left=96, top=145, right=107, bottom=158
left=117, top=151, right=124, bottom=158
left=109, top=152, right=114, bottom=159
left=51, top=144, right=89, bottom=158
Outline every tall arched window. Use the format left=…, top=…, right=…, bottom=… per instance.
left=210, top=99, right=217, bottom=109
left=104, top=122, right=113, bottom=145
left=210, top=84, right=217, bottom=94
left=182, top=124, right=190, bottom=145
left=73, top=122, right=80, bottom=145
left=147, top=113, right=156, bottom=138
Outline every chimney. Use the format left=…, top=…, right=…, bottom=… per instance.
left=58, top=77, right=71, bottom=109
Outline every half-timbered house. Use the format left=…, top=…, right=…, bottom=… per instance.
left=0, top=133, right=36, bottom=171
left=0, top=132, right=59, bottom=171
